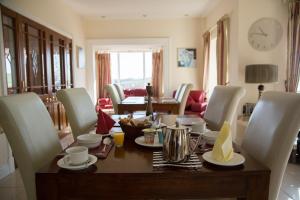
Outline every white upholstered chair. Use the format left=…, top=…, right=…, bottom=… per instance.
left=57, top=88, right=97, bottom=138
left=204, top=86, right=246, bottom=131
left=114, top=83, right=125, bottom=100
left=177, top=83, right=193, bottom=115
left=106, top=84, right=121, bottom=114
left=0, top=93, right=62, bottom=200
left=242, top=91, right=300, bottom=200
left=174, top=83, right=185, bottom=101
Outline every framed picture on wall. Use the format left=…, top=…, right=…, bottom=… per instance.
left=177, top=48, right=197, bottom=68
left=76, top=46, right=85, bottom=69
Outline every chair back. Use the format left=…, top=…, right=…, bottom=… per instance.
left=0, top=93, right=61, bottom=200
left=177, top=83, right=193, bottom=115
left=57, top=88, right=97, bottom=137
left=204, top=86, right=245, bottom=130
left=105, top=84, right=121, bottom=114
left=114, top=83, right=125, bottom=100
left=242, top=92, right=300, bottom=200
left=174, top=84, right=184, bottom=101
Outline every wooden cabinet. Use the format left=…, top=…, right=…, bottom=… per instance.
left=1, top=5, right=73, bottom=134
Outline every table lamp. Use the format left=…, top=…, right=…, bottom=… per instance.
left=245, top=64, right=278, bottom=99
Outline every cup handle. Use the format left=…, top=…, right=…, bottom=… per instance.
left=189, top=135, right=201, bottom=154
left=63, top=155, right=71, bottom=165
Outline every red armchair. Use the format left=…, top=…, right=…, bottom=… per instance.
left=173, top=90, right=207, bottom=118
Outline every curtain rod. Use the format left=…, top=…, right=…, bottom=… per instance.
left=96, top=49, right=162, bottom=53
left=205, top=14, right=229, bottom=33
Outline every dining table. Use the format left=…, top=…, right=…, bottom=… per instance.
left=35, top=114, right=270, bottom=200
left=117, top=96, right=180, bottom=114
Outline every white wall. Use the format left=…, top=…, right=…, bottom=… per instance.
left=1, top=0, right=87, bottom=88
left=204, top=0, right=288, bottom=104
left=237, top=0, right=288, bottom=103
left=83, top=18, right=205, bottom=96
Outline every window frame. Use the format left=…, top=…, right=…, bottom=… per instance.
left=110, top=51, right=152, bottom=88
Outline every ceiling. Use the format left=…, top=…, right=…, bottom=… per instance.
left=63, top=0, right=221, bottom=19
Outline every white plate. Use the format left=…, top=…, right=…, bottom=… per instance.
left=202, top=151, right=245, bottom=166
left=135, top=136, right=163, bottom=148
left=78, top=141, right=101, bottom=149
left=190, top=128, right=211, bottom=135
left=57, top=154, right=97, bottom=170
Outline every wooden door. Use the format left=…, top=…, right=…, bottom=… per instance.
left=1, top=11, right=19, bottom=95
left=1, top=5, right=73, bottom=134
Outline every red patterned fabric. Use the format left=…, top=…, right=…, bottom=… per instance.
left=96, top=109, right=115, bottom=134
left=96, top=53, right=111, bottom=98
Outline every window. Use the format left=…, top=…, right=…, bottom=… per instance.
left=207, top=30, right=217, bottom=98
left=110, top=51, right=152, bottom=89
left=298, top=82, right=300, bottom=93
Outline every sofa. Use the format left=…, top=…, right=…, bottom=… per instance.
left=173, top=90, right=207, bottom=118
left=97, top=88, right=147, bottom=111
left=124, top=88, right=147, bottom=97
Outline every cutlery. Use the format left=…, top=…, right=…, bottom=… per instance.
left=102, top=137, right=111, bottom=153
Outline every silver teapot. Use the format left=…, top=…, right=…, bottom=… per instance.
left=163, top=122, right=200, bottom=163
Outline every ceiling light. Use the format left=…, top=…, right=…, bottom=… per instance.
left=101, top=16, right=106, bottom=19
left=184, top=14, right=189, bottom=17
left=142, top=14, right=147, bottom=18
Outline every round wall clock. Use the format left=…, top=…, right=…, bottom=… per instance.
left=248, top=17, right=283, bottom=51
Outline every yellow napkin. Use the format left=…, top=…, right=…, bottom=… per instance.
left=212, top=121, right=233, bottom=162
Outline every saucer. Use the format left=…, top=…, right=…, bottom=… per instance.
left=135, top=136, right=163, bottom=148
left=57, top=154, right=97, bottom=170
left=202, top=151, right=245, bottom=166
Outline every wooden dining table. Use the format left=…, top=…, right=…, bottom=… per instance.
left=35, top=115, right=270, bottom=200
left=118, top=96, right=180, bottom=114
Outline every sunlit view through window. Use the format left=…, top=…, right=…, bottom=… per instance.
left=111, top=51, right=152, bottom=89
left=207, top=34, right=217, bottom=98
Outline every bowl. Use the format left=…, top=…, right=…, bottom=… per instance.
left=119, top=122, right=152, bottom=139
left=202, top=131, right=219, bottom=145
left=77, top=134, right=102, bottom=148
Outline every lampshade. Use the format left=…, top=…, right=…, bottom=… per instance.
left=245, top=64, right=278, bottom=83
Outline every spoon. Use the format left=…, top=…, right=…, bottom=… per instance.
left=101, top=137, right=111, bottom=153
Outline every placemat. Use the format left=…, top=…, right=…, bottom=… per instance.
left=153, top=152, right=202, bottom=169
left=59, top=140, right=114, bottom=159
left=88, top=141, right=114, bottom=159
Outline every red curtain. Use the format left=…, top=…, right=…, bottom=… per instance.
left=202, top=31, right=210, bottom=92
left=152, top=50, right=163, bottom=97
left=96, top=53, right=111, bottom=98
left=216, top=16, right=230, bottom=85
left=287, top=1, right=300, bottom=92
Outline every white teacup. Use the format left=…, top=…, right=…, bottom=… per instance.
left=64, top=146, right=88, bottom=166
left=191, top=121, right=206, bottom=133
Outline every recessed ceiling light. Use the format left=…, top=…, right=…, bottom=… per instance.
left=184, top=14, right=189, bottom=17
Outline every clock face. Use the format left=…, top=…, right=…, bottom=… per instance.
left=248, top=17, right=283, bottom=51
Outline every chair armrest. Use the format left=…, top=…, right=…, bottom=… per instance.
left=200, top=102, right=207, bottom=111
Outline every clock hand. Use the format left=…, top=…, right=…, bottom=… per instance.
left=258, top=27, right=268, bottom=37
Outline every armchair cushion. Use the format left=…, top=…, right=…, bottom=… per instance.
left=186, top=96, right=196, bottom=109
left=191, top=102, right=202, bottom=112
